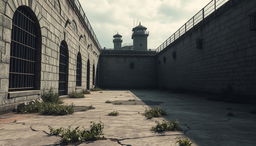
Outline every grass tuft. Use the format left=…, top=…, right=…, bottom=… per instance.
left=105, top=100, right=112, bottom=103
left=151, top=120, right=182, bottom=133
left=144, top=107, right=167, bottom=119
left=108, top=111, right=119, bottom=116
left=41, top=88, right=62, bottom=104
left=49, top=122, right=104, bottom=144
left=68, top=91, right=85, bottom=98
left=90, top=88, right=102, bottom=91
left=176, top=138, right=192, bottom=146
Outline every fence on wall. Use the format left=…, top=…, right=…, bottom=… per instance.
left=156, top=0, right=229, bottom=52
left=68, top=0, right=101, bottom=49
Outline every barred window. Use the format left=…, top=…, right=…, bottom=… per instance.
left=58, top=41, right=69, bottom=95
left=86, top=60, right=90, bottom=90
left=76, top=52, right=82, bottom=86
left=92, top=64, right=95, bottom=85
left=9, top=6, right=41, bottom=91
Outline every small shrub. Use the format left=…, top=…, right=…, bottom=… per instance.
left=17, top=101, right=74, bottom=115
left=176, top=138, right=192, bottom=146
left=40, top=103, right=74, bottom=115
left=105, top=100, right=112, bottom=103
left=90, top=88, right=102, bottom=91
left=16, top=100, right=42, bottom=114
left=128, top=99, right=136, bottom=101
left=108, top=111, right=119, bottom=116
left=82, top=89, right=91, bottom=94
left=41, top=89, right=62, bottom=104
left=69, top=91, right=85, bottom=98
left=48, top=122, right=104, bottom=144
left=151, top=120, right=182, bottom=133
left=144, top=107, right=167, bottom=119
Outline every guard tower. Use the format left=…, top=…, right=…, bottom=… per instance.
left=132, top=23, right=149, bottom=51
left=113, top=33, right=123, bottom=50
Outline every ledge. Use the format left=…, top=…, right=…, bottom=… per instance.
left=8, top=90, right=41, bottom=99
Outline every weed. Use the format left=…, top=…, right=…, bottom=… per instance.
left=48, top=122, right=104, bottom=144
left=16, top=100, right=42, bottom=113
left=41, top=88, right=62, bottom=104
left=105, top=100, right=112, bottom=103
left=69, top=91, right=85, bottom=98
left=108, top=111, right=119, bottom=116
left=40, top=103, right=74, bottom=115
left=17, top=101, right=74, bottom=115
left=90, top=88, right=102, bottom=91
left=144, top=107, right=167, bottom=119
left=176, top=138, right=192, bottom=146
left=128, top=99, right=136, bottom=101
left=151, top=120, right=182, bottom=133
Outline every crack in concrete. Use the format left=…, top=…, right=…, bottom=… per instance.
left=30, top=125, right=49, bottom=135
left=107, top=134, right=183, bottom=146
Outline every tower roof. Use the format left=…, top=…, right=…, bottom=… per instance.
left=132, top=22, right=147, bottom=31
left=113, top=33, right=122, bottom=38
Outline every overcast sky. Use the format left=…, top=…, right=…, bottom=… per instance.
left=80, top=0, right=210, bottom=50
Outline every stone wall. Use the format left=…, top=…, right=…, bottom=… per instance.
left=99, top=50, right=157, bottom=89
left=157, top=0, right=256, bottom=99
left=0, top=0, right=100, bottom=112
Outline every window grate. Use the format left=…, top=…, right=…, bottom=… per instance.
left=76, top=52, right=82, bottom=86
left=9, top=6, right=41, bottom=91
left=59, top=41, right=69, bottom=95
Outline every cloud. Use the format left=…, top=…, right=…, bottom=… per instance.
left=80, top=0, right=211, bottom=49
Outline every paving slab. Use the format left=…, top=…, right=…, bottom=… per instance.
left=0, top=90, right=255, bottom=146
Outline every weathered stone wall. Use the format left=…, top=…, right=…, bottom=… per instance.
left=99, top=50, right=157, bottom=89
left=0, top=0, right=100, bottom=112
left=157, top=0, right=256, bottom=99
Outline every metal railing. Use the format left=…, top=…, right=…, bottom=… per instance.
left=156, top=0, right=229, bottom=52
left=70, top=0, right=101, bottom=50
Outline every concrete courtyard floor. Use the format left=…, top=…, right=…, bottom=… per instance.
left=0, top=90, right=256, bottom=146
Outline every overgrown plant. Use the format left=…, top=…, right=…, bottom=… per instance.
left=176, top=138, right=192, bottom=146
left=108, top=111, right=119, bottom=116
left=151, top=120, right=182, bottom=133
left=17, top=101, right=74, bottom=115
left=48, top=122, right=104, bottom=144
left=68, top=91, right=85, bottom=98
left=40, top=103, right=74, bottom=115
left=90, top=88, right=102, bottom=91
left=16, top=100, right=42, bottom=114
left=41, top=88, right=62, bottom=104
left=144, top=107, right=167, bottom=119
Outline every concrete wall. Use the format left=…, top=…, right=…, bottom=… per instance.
left=0, top=0, right=100, bottom=112
left=157, top=0, right=256, bottom=99
left=99, top=50, right=157, bottom=89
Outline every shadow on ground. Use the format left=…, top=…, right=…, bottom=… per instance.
left=131, top=90, right=256, bottom=146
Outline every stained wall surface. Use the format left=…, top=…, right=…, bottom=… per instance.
left=0, top=0, right=100, bottom=112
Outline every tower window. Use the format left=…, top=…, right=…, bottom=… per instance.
left=130, top=62, right=135, bottom=69
left=9, top=6, right=41, bottom=91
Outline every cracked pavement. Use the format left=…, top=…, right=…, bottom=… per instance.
left=1, top=90, right=256, bottom=146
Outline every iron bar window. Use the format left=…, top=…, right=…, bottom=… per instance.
left=76, top=52, right=82, bottom=86
left=59, top=41, right=69, bottom=95
left=9, top=6, right=41, bottom=91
